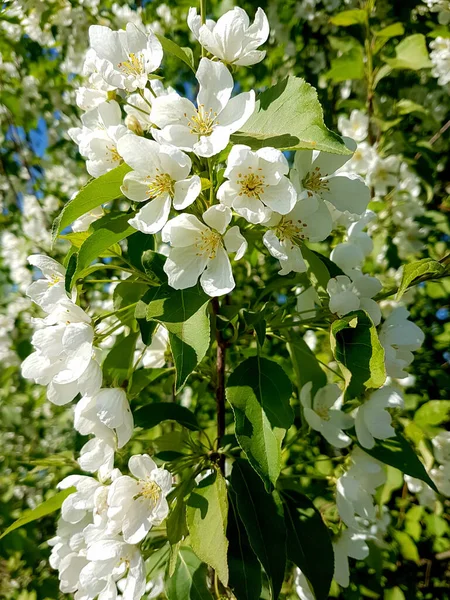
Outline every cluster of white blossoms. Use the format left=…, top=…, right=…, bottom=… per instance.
left=423, top=0, right=450, bottom=25
left=406, top=431, right=450, bottom=504
left=429, top=36, right=450, bottom=86
left=20, top=255, right=172, bottom=598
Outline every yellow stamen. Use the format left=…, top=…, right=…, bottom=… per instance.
left=237, top=171, right=266, bottom=198
left=118, top=53, right=144, bottom=76
left=146, top=170, right=175, bottom=198
left=303, top=166, right=329, bottom=197
left=187, top=104, right=218, bottom=136
left=195, top=230, right=222, bottom=260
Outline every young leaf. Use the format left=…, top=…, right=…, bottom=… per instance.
left=325, top=45, right=364, bottom=82
left=155, top=34, right=196, bottom=72
left=134, top=402, right=200, bottom=431
left=226, top=356, right=294, bottom=490
left=329, top=9, right=366, bottom=26
left=227, top=489, right=262, bottom=600
left=282, top=490, right=334, bottom=600
left=0, top=488, right=75, bottom=540
left=231, top=76, right=351, bottom=155
left=165, top=546, right=213, bottom=600
left=396, top=258, right=446, bottom=300
left=383, top=34, right=432, bottom=71
left=330, top=310, right=386, bottom=399
left=52, top=163, right=131, bottom=242
left=186, top=471, right=229, bottom=587
left=70, top=212, right=136, bottom=287
left=230, top=459, right=287, bottom=599
left=360, top=433, right=438, bottom=492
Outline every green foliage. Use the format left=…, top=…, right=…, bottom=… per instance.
left=134, top=402, right=200, bottom=431
left=396, top=258, right=446, bottom=300
left=165, top=546, right=213, bottom=600
left=383, top=34, right=432, bottom=71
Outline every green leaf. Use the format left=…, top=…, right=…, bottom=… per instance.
left=396, top=258, right=446, bottom=300
left=414, top=400, right=450, bottom=428
left=396, top=99, right=428, bottom=116
left=361, top=433, right=438, bottom=492
left=156, top=34, right=195, bottom=72
left=0, top=488, right=75, bottom=540
left=167, top=306, right=211, bottom=393
left=384, top=587, right=406, bottom=600
left=52, top=163, right=131, bottom=242
left=230, top=459, right=287, bottom=599
left=165, top=546, right=213, bottom=600
left=103, top=333, right=138, bottom=386
left=301, top=245, right=331, bottom=291
left=373, top=23, right=405, bottom=54
left=70, top=212, right=136, bottom=287
left=127, top=231, right=155, bottom=272
left=134, top=402, right=200, bottom=431
left=129, top=367, right=170, bottom=397
left=142, top=250, right=168, bottom=282
left=325, top=45, right=364, bottom=82
left=232, top=76, right=351, bottom=155
left=287, top=334, right=327, bottom=395
left=113, top=281, right=149, bottom=328
left=282, top=490, right=334, bottom=600
left=167, top=477, right=196, bottom=545
left=186, top=471, right=229, bottom=586
left=143, top=283, right=209, bottom=323
left=226, top=356, right=293, bottom=490
left=392, top=530, right=420, bottom=563
left=330, top=310, right=386, bottom=398
left=227, top=489, right=262, bottom=600
left=329, top=9, right=366, bottom=26
left=383, top=34, right=432, bottom=71
left=65, top=253, right=78, bottom=293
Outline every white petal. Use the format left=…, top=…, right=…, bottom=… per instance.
left=203, top=205, right=232, bottom=234
left=216, top=91, right=256, bottom=133
left=117, top=136, right=161, bottom=173
left=223, top=226, right=247, bottom=259
left=128, top=194, right=172, bottom=234
left=172, top=176, right=201, bottom=210
left=323, top=174, right=370, bottom=215
left=200, top=246, right=235, bottom=297
left=196, top=58, right=233, bottom=114
left=129, top=453, right=157, bottom=479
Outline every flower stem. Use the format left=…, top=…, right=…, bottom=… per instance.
left=200, top=0, right=206, bottom=57
left=212, top=297, right=226, bottom=474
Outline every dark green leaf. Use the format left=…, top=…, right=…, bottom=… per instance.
left=226, top=357, right=293, bottom=490
left=129, top=367, right=170, bottom=397
left=232, top=76, right=351, bottom=155
left=230, top=459, right=286, bottom=599
left=227, top=489, right=262, bottom=600
left=361, top=433, right=438, bottom=492
left=65, top=253, right=78, bottom=293
left=330, top=310, right=386, bottom=398
left=134, top=402, right=199, bottom=431
left=103, top=333, right=138, bottom=386
left=283, top=490, right=334, bottom=600
left=113, top=281, right=149, bottom=328
left=127, top=231, right=155, bottom=272
left=287, top=334, right=327, bottom=395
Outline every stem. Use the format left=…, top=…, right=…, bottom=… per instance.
left=212, top=297, right=226, bottom=474
left=364, top=3, right=376, bottom=147
left=200, top=0, right=206, bottom=57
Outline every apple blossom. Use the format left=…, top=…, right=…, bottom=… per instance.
left=337, top=110, right=369, bottom=143
left=333, top=529, right=370, bottom=588
left=187, top=6, right=269, bottom=66
left=117, top=135, right=201, bottom=234
left=300, top=381, right=353, bottom=447
left=379, top=306, right=425, bottom=378
left=327, top=274, right=382, bottom=325
left=217, top=144, right=297, bottom=224
left=151, top=58, right=255, bottom=157
left=162, top=205, right=247, bottom=297
left=355, top=386, right=404, bottom=449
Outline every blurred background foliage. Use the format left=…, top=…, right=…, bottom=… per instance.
left=0, top=0, right=449, bottom=599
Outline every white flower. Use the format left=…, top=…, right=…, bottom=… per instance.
left=336, top=448, right=386, bottom=530
left=142, top=326, right=169, bottom=368
left=366, top=155, right=399, bottom=197
left=300, top=381, right=353, bottom=447
left=337, top=110, right=369, bottom=142
left=217, top=144, right=297, bottom=224
left=108, top=454, right=172, bottom=543
left=162, top=205, right=247, bottom=297
left=296, top=286, right=320, bottom=321
left=117, top=136, right=201, bottom=234
left=151, top=58, right=255, bottom=158
left=295, top=568, right=315, bottom=600
left=58, top=475, right=102, bottom=524
left=404, top=475, right=437, bottom=508
left=263, top=196, right=333, bottom=274
left=80, top=538, right=146, bottom=600
left=342, top=141, right=377, bottom=175
left=291, top=146, right=370, bottom=215
left=330, top=210, right=375, bottom=275
left=333, top=529, right=369, bottom=588
left=327, top=274, right=382, bottom=325
left=430, top=463, right=450, bottom=496
left=430, top=37, right=450, bottom=86
left=379, top=307, right=425, bottom=379
left=89, top=23, right=163, bottom=91
left=355, top=386, right=404, bottom=449
left=187, top=7, right=269, bottom=66
left=26, top=254, right=67, bottom=311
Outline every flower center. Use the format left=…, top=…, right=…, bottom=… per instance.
left=237, top=169, right=266, bottom=198
left=303, top=167, right=329, bottom=196
left=118, top=52, right=144, bottom=77
left=195, top=229, right=222, bottom=260
left=107, top=144, right=122, bottom=165
left=315, top=404, right=330, bottom=421
left=187, top=104, right=218, bottom=136
left=138, top=479, right=161, bottom=504
left=147, top=171, right=175, bottom=198
left=49, top=274, right=62, bottom=286
left=274, top=217, right=307, bottom=247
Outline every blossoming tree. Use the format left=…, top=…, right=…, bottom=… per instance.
left=1, top=1, right=450, bottom=599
